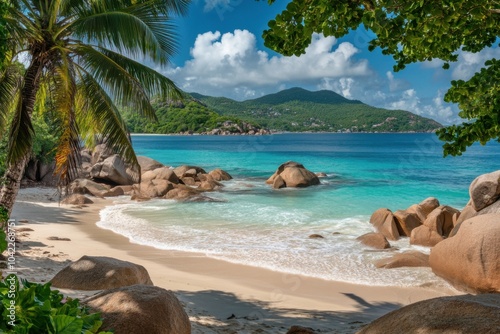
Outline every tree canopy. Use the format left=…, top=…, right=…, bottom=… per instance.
left=262, top=0, right=500, bottom=156
left=0, top=0, right=189, bottom=214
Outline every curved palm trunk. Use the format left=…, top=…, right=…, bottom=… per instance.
left=0, top=59, right=44, bottom=217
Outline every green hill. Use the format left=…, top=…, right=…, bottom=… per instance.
left=121, top=98, right=267, bottom=134
left=190, top=87, right=442, bottom=133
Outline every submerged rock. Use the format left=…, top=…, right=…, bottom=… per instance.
left=356, top=232, right=391, bottom=249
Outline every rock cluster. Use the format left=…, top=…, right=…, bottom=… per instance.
left=366, top=170, right=500, bottom=294
left=50, top=256, right=191, bottom=334
left=199, top=120, right=271, bottom=136
left=63, top=145, right=233, bottom=203
left=368, top=197, right=460, bottom=247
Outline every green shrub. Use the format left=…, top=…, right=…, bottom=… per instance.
left=0, top=276, right=112, bottom=334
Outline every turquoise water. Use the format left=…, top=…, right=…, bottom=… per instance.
left=97, top=133, right=500, bottom=286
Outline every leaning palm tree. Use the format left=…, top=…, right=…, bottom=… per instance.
left=0, top=0, right=190, bottom=215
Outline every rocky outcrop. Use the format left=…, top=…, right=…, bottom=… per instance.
left=142, top=167, right=180, bottom=184
left=410, top=225, right=443, bottom=247
left=90, top=154, right=137, bottom=185
left=85, top=284, right=191, bottom=334
left=61, top=194, right=94, bottom=205
left=70, top=179, right=111, bottom=197
left=429, top=213, right=500, bottom=293
left=357, top=294, right=500, bottom=334
left=369, top=208, right=400, bottom=241
left=209, top=168, right=233, bottom=181
left=22, top=160, right=57, bottom=186
left=356, top=232, right=391, bottom=249
left=393, top=210, right=421, bottom=236
left=137, top=156, right=164, bottom=172
left=266, top=161, right=320, bottom=189
left=134, top=180, right=175, bottom=198
left=50, top=256, right=153, bottom=290
left=469, top=170, right=500, bottom=211
left=375, top=251, right=429, bottom=269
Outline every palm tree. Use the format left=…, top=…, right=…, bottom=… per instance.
left=0, top=0, right=190, bottom=215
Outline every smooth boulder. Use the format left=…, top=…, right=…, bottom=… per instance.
left=61, top=194, right=93, bottom=205
left=369, top=208, right=400, bottom=241
left=85, top=284, right=190, bottom=334
left=70, top=178, right=110, bottom=197
left=393, top=210, right=421, bottom=236
left=50, top=256, right=153, bottom=290
left=357, top=294, right=500, bottom=334
left=90, top=154, right=136, bottom=185
left=410, top=225, right=444, bottom=247
left=137, top=156, right=164, bottom=172
left=429, top=213, right=500, bottom=293
left=208, top=168, right=232, bottom=181
left=375, top=251, right=429, bottom=269
left=356, top=232, right=391, bottom=249
left=267, top=161, right=320, bottom=188
left=469, top=170, right=500, bottom=211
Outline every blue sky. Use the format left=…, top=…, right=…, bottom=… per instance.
left=158, top=0, right=500, bottom=125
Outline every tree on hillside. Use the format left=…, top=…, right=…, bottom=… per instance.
left=0, top=0, right=190, bottom=215
left=262, top=0, right=500, bottom=156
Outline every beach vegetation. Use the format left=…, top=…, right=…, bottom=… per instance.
left=122, top=99, right=251, bottom=134
left=262, top=0, right=500, bottom=155
left=0, top=0, right=190, bottom=215
left=0, top=276, right=112, bottom=333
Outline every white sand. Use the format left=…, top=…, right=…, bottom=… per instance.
left=9, top=187, right=460, bottom=333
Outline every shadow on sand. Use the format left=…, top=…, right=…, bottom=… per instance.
left=179, top=289, right=401, bottom=334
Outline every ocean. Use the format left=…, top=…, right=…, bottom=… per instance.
left=97, top=133, right=500, bottom=287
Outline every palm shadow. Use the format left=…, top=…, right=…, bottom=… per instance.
left=178, top=289, right=401, bottom=333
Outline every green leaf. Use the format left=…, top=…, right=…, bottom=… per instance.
left=50, top=315, right=84, bottom=334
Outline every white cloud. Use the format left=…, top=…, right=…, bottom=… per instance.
left=385, top=89, right=457, bottom=124
left=162, top=29, right=464, bottom=125
left=451, top=48, right=500, bottom=80
left=164, top=30, right=371, bottom=98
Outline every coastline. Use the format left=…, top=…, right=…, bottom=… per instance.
left=10, top=187, right=460, bottom=333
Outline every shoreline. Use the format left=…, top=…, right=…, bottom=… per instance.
left=11, top=187, right=460, bottom=333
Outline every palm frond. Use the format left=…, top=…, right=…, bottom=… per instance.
left=6, top=91, right=34, bottom=164
left=0, top=64, right=22, bottom=136
left=70, top=2, right=185, bottom=64
left=74, top=45, right=159, bottom=120
left=74, top=66, right=140, bottom=180
left=50, top=51, right=81, bottom=185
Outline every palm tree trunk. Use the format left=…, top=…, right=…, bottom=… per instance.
left=0, top=156, right=29, bottom=217
left=0, top=59, right=44, bottom=217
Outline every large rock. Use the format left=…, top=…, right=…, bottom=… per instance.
left=70, top=179, right=110, bottom=197
left=469, top=170, right=500, bottom=211
left=455, top=199, right=500, bottom=226
left=135, top=180, right=174, bottom=198
left=142, top=167, right=180, bottom=184
left=165, top=184, right=202, bottom=201
left=375, top=251, right=429, bottom=269
left=91, top=143, right=114, bottom=165
left=393, top=210, right=422, bottom=236
left=173, top=165, right=206, bottom=179
left=137, top=156, right=164, bottom=173
left=267, top=161, right=320, bottom=188
left=406, top=197, right=440, bottom=222
left=422, top=205, right=460, bottom=237
left=357, top=294, right=500, bottom=334
left=429, top=213, right=500, bottom=293
left=208, top=168, right=232, bottom=181
left=61, top=194, right=94, bottom=205
left=90, top=154, right=135, bottom=185
left=410, top=225, right=444, bottom=247
left=85, top=284, right=190, bottom=334
left=356, top=232, right=391, bottom=249
left=369, top=208, right=400, bottom=241
left=50, top=256, right=153, bottom=290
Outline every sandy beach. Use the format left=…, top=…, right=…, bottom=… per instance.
left=10, top=187, right=460, bottom=333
